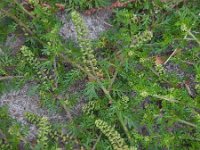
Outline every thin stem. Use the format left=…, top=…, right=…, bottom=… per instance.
left=108, top=69, right=118, bottom=91
left=152, top=94, right=179, bottom=103
left=179, top=60, right=195, bottom=65
left=62, top=101, right=73, bottom=121
left=117, top=113, right=132, bottom=145
left=148, top=67, right=173, bottom=85
left=1, top=9, right=33, bottom=35
left=1, top=9, right=45, bottom=46
left=0, top=76, right=23, bottom=81
left=53, top=57, right=58, bottom=88
left=0, top=48, right=4, bottom=55
left=12, top=0, right=35, bottom=19
left=96, top=16, right=113, bottom=27
left=41, top=40, right=181, bottom=148
left=177, top=119, right=197, bottom=128
left=187, top=30, right=200, bottom=45
left=59, top=54, right=113, bottom=102
left=164, top=48, right=180, bottom=65
left=89, top=61, right=113, bottom=101
left=91, top=133, right=102, bottom=150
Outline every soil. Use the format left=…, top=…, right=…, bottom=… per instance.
left=0, top=84, right=55, bottom=140
left=5, top=33, right=25, bottom=55
left=59, top=10, right=112, bottom=41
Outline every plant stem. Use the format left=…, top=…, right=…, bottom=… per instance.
left=1, top=9, right=33, bottom=35
left=187, top=30, right=200, bottom=45
left=177, top=119, right=197, bottom=128
left=0, top=76, right=23, bottom=81
left=12, top=0, right=35, bottom=19
left=152, top=94, right=179, bottom=103
left=164, top=48, right=180, bottom=65
left=108, top=69, right=118, bottom=91
left=1, top=9, right=45, bottom=46
left=53, top=57, right=58, bottom=88
left=117, top=113, right=132, bottom=145
left=89, top=61, right=113, bottom=101
left=91, top=133, right=102, bottom=150
left=59, top=53, right=113, bottom=102
left=60, top=54, right=133, bottom=144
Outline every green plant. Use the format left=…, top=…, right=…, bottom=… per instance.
left=0, top=0, right=200, bottom=149
left=95, top=119, right=130, bottom=150
left=67, top=0, right=110, bottom=10
left=37, top=117, right=51, bottom=149
left=0, top=106, right=29, bottom=149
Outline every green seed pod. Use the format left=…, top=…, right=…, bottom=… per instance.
left=131, top=30, right=153, bottom=48
left=71, top=11, right=103, bottom=77
left=24, top=112, right=41, bottom=125
left=95, top=119, right=130, bottom=150
left=0, top=139, right=12, bottom=150
left=82, top=100, right=100, bottom=115
left=37, top=117, right=51, bottom=149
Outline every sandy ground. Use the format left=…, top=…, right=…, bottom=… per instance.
left=59, top=10, right=112, bottom=41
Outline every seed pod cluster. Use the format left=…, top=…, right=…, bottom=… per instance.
left=21, top=46, right=39, bottom=68
left=121, top=96, right=129, bottom=109
left=24, top=112, right=42, bottom=125
left=82, top=100, right=100, bottom=115
left=20, top=46, right=55, bottom=91
left=155, top=64, right=165, bottom=75
left=95, top=119, right=129, bottom=150
left=25, top=112, right=76, bottom=147
left=37, top=117, right=51, bottom=149
left=0, top=139, right=12, bottom=150
left=131, top=30, right=153, bottom=48
left=71, top=11, right=103, bottom=79
left=49, top=130, right=73, bottom=144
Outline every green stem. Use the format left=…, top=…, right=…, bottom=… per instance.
left=89, top=61, right=113, bottom=101
left=164, top=48, right=179, bottom=65
left=59, top=53, right=113, bottom=102
left=1, top=9, right=45, bottom=46
left=117, top=113, right=132, bottom=145
left=177, top=119, right=197, bottom=128
left=108, top=69, right=118, bottom=91
left=92, top=133, right=102, bottom=150
left=152, top=94, right=179, bottom=103
left=1, top=9, right=33, bottom=35
left=12, top=0, right=35, bottom=19
left=60, top=54, right=133, bottom=145
left=187, top=30, right=200, bottom=45
left=53, top=57, right=58, bottom=88
left=0, top=76, right=23, bottom=81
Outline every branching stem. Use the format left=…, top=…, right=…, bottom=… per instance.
left=0, top=76, right=23, bottom=81
left=12, top=0, right=35, bottom=19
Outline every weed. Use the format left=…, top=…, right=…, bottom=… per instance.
left=0, top=0, right=200, bottom=149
